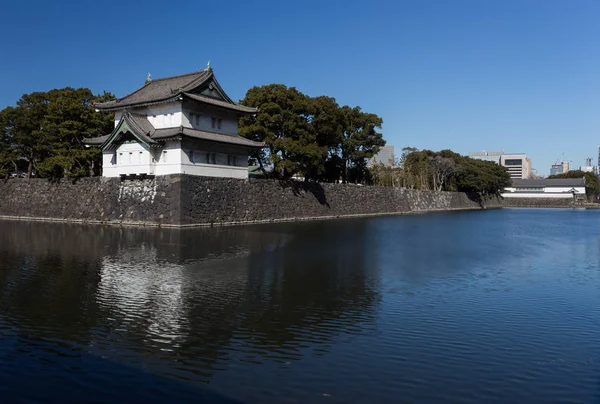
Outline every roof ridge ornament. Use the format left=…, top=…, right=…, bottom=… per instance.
left=145, top=73, right=152, bottom=85
left=205, top=61, right=212, bottom=71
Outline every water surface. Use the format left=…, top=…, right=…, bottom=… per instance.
left=0, top=209, right=598, bottom=403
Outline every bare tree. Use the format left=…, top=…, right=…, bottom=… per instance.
left=429, top=156, right=458, bottom=191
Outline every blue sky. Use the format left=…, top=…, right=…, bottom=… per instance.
left=1, top=0, right=599, bottom=175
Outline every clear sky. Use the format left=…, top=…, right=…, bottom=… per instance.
left=1, top=0, right=599, bottom=175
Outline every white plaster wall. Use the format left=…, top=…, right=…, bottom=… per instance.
left=179, top=163, right=248, bottom=178
left=101, top=138, right=251, bottom=179
left=179, top=148, right=248, bottom=178
left=114, top=111, right=122, bottom=128
left=182, top=103, right=239, bottom=135
left=153, top=140, right=184, bottom=176
left=102, top=142, right=153, bottom=177
left=504, top=186, right=585, bottom=193
left=501, top=192, right=582, bottom=198
left=127, top=103, right=183, bottom=129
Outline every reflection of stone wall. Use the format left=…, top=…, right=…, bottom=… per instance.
left=0, top=175, right=489, bottom=227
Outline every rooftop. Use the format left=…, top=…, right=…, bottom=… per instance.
left=511, top=178, right=586, bottom=187
left=94, top=69, right=257, bottom=114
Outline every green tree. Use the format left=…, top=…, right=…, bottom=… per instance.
left=0, top=88, right=114, bottom=179
left=239, top=84, right=313, bottom=178
left=36, top=88, right=114, bottom=178
left=239, top=85, right=384, bottom=183
left=381, top=148, right=511, bottom=199
left=338, top=105, right=385, bottom=183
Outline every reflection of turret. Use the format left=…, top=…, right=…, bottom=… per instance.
left=0, top=220, right=380, bottom=384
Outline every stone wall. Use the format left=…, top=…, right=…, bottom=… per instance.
left=0, top=176, right=182, bottom=225
left=0, top=175, right=489, bottom=227
left=501, top=197, right=579, bottom=208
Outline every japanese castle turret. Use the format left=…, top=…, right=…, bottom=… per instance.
left=87, top=65, right=263, bottom=179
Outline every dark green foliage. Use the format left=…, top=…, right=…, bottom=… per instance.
left=548, top=170, right=600, bottom=200
left=239, top=85, right=384, bottom=182
left=0, top=88, right=114, bottom=179
left=371, top=147, right=512, bottom=198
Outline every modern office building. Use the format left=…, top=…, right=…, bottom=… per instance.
left=499, top=154, right=532, bottom=179
left=550, top=164, right=563, bottom=176
left=469, top=151, right=532, bottom=179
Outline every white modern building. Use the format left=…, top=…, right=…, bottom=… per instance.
left=468, top=151, right=532, bottom=179
left=502, top=178, right=586, bottom=199
left=86, top=66, right=264, bottom=178
left=499, top=154, right=532, bottom=180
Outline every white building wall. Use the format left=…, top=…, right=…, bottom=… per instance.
left=116, top=103, right=183, bottom=129
left=102, top=142, right=153, bottom=177
left=153, top=140, right=183, bottom=176
left=114, top=111, right=122, bottom=128
left=502, top=186, right=585, bottom=198
left=502, top=192, right=583, bottom=198
left=182, top=103, right=239, bottom=136
left=179, top=147, right=248, bottom=178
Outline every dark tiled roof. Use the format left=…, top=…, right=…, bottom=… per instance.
left=512, top=178, right=586, bottom=187
left=183, top=92, right=257, bottom=113
left=127, top=112, right=155, bottom=137
left=94, top=69, right=255, bottom=115
left=95, top=70, right=212, bottom=110
left=153, top=127, right=265, bottom=148
left=84, top=134, right=110, bottom=145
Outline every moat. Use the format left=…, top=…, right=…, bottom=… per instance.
left=0, top=209, right=598, bottom=403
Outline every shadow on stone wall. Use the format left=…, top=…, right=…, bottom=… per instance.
left=278, top=179, right=331, bottom=208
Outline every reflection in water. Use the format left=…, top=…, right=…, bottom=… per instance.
left=0, top=220, right=381, bottom=400
left=0, top=210, right=599, bottom=403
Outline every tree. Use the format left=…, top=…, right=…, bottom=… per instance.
left=35, top=88, right=114, bottom=178
left=338, top=105, right=385, bottom=183
left=374, top=147, right=512, bottom=199
left=0, top=88, right=114, bottom=179
left=239, top=84, right=314, bottom=178
left=239, top=85, right=384, bottom=183
left=429, top=155, right=459, bottom=191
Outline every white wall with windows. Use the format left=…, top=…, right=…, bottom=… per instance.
left=181, top=102, right=239, bottom=135
left=102, top=141, right=153, bottom=177
left=178, top=139, right=249, bottom=179
left=101, top=138, right=249, bottom=178
left=113, top=104, right=183, bottom=129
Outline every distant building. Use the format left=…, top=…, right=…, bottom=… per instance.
left=500, top=154, right=532, bottom=179
left=468, top=151, right=503, bottom=164
left=550, top=164, right=563, bottom=176
left=468, top=151, right=532, bottom=179
left=562, top=161, right=570, bottom=174
left=502, top=178, right=586, bottom=199
left=368, top=145, right=395, bottom=167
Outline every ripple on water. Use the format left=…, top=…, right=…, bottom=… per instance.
left=0, top=211, right=599, bottom=403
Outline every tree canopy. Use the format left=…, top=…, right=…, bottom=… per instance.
left=239, top=84, right=384, bottom=183
left=370, top=148, right=512, bottom=198
left=0, top=88, right=114, bottom=179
